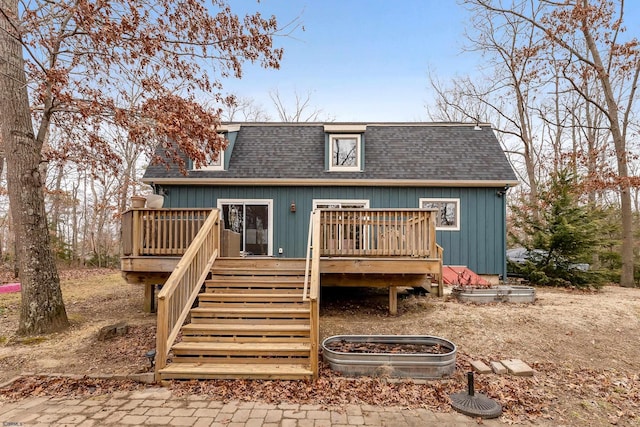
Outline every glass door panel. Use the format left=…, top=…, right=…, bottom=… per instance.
left=220, top=201, right=271, bottom=256
left=244, top=204, right=269, bottom=256
left=221, top=204, right=244, bottom=255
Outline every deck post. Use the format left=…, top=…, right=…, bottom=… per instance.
left=143, top=284, right=156, bottom=313
left=389, top=286, right=398, bottom=315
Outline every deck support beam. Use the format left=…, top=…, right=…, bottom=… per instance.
left=144, top=284, right=156, bottom=313
left=389, top=286, right=398, bottom=315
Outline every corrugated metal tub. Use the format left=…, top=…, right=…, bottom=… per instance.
left=322, top=335, right=456, bottom=379
left=452, top=285, right=536, bottom=304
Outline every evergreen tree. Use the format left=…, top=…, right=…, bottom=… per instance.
left=510, top=170, right=604, bottom=288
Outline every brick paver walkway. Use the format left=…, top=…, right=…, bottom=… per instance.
left=0, top=387, right=510, bottom=426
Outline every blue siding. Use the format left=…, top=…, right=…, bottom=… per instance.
left=162, top=185, right=508, bottom=277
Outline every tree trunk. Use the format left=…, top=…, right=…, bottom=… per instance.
left=50, top=163, right=65, bottom=239
left=0, top=0, right=69, bottom=334
left=581, top=19, right=635, bottom=287
left=71, top=179, right=80, bottom=266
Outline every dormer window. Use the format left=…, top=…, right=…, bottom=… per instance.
left=197, top=148, right=225, bottom=171
left=191, top=125, right=240, bottom=172
left=329, top=134, right=361, bottom=172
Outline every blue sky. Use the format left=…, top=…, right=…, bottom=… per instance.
left=222, top=1, right=476, bottom=122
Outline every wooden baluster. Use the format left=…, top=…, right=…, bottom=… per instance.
left=408, top=212, right=414, bottom=256
left=132, top=210, right=140, bottom=256
left=160, top=211, right=166, bottom=255
left=357, top=211, right=362, bottom=256
left=420, top=211, right=425, bottom=257
left=146, top=211, right=153, bottom=255
left=167, top=211, right=172, bottom=255
left=393, top=212, right=398, bottom=256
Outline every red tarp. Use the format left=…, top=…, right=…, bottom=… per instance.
left=442, top=266, right=489, bottom=286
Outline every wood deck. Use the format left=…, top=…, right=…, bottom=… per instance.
left=121, top=256, right=443, bottom=313
left=120, top=208, right=443, bottom=381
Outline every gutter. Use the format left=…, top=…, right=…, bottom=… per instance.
left=142, top=177, right=520, bottom=188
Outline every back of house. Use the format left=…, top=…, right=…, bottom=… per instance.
left=143, top=122, right=518, bottom=280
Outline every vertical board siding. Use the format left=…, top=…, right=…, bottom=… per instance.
left=163, top=185, right=507, bottom=276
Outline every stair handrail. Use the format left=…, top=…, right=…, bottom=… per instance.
left=308, top=209, right=322, bottom=378
left=155, top=208, right=220, bottom=378
left=436, top=243, right=444, bottom=296
left=302, top=210, right=314, bottom=301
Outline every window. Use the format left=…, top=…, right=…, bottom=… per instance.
left=329, top=134, right=361, bottom=171
left=217, top=199, right=273, bottom=256
left=195, top=149, right=225, bottom=171
left=419, top=198, right=460, bottom=231
left=313, top=199, right=369, bottom=209
left=192, top=132, right=228, bottom=171
left=313, top=200, right=370, bottom=251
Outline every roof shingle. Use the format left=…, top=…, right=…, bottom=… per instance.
left=143, top=123, right=518, bottom=184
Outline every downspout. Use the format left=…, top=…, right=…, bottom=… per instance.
left=501, top=185, right=509, bottom=282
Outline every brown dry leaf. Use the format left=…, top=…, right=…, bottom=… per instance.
left=2, top=271, right=640, bottom=425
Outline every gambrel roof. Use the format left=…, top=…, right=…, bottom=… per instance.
left=143, top=122, right=518, bottom=187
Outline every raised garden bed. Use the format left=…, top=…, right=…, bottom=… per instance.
left=452, top=285, right=535, bottom=304
left=322, top=335, right=456, bottom=379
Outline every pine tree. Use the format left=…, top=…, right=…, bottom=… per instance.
left=510, top=170, right=603, bottom=288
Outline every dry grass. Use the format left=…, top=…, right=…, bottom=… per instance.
left=1, top=271, right=640, bottom=425
left=0, top=270, right=156, bottom=382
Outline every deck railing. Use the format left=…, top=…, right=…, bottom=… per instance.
left=305, top=210, right=322, bottom=379
left=122, top=208, right=213, bottom=257
left=155, top=209, right=220, bottom=378
left=318, top=209, right=437, bottom=257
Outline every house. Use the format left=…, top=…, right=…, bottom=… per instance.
left=122, top=122, right=518, bottom=381
left=142, top=122, right=517, bottom=279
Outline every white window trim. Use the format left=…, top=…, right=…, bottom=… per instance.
left=313, top=199, right=370, bottom=209
left=328, top=134, right=361, bottom=172
left=419, top=198, right=461, bottom=231
left=216, top=199, right=274, bottom=256
left=195, top=149, right=225, bottom=171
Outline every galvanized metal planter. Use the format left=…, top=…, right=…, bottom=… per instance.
left=322, top=335, right=457, bottom=379
left=452, top=285, right=535, bottom=304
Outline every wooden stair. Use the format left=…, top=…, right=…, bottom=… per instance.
left=158, top=259, right=314, bottom=380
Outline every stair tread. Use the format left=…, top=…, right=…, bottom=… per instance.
left=173, top=342, right=310, bottom=350
left=208, top=275, right=305, bottom=280
left=159, top=362, right=313, bottom=379
left=191, top=307, right=309, bottom=313
left=182, top=324, right=310, bottom=332
left=207, top=280, right=304, bottom=286
left=199, top=292, right=304, bottom=298
left=211, top=265, right=304, bottom=276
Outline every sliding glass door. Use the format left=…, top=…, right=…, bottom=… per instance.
left=218, top=200, right=272, bottom=256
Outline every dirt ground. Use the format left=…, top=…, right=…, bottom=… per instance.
left=1, top=269, right=639, bottom=425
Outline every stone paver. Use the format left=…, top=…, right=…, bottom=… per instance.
left=0, top=385, right=529, bottom=426
left=146, top=415, right=173, bottom=425
left=120, top=414, right=149, bottom=424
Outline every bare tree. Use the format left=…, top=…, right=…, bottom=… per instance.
left=221, top=96, right=271, bottom=122
left=1, top=0, right=68, bottom=333
left=428, top=2, right=547, bottom=209
left=269, top=88, right=333, bottom=122
left=469, top=0, right=639, bottom=286
left=0, top=0, right=289, bottom=334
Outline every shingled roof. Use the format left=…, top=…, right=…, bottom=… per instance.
left=143, top=123, right=518, bottom=186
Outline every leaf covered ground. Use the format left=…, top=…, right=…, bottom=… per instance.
left=1, top=269, right=639, bottom=425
